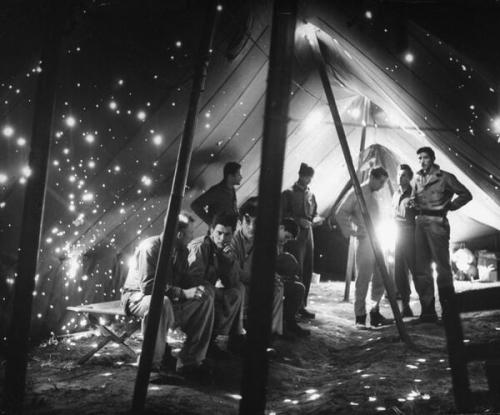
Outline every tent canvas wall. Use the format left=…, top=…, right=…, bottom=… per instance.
left=1, top=0, right=499, bottom=342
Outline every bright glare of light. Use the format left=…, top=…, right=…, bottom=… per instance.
left=297, top=22, right=318, bottom=44
left=141, top=175, right=152, bottom=186
left=67, top=255, right=80, bottom=280
left=365, top=10, right=373, bottom=19
left=376, top=220, right=397, bottom=253
left=404, top=52, right=414, bottom=63
left=152, top=134, right=163, bottom=145
left=109, top=101, right=117, bottom=110
left=175, top=41, right=182, bottom=48
left=137, top=110, right=146, bottom=121
left=88, top=160, right=96, bottom=169
left=85, top=134, right=95, bottom=143
left=492, top=117, right=500, bottom=134
left=21, top=166, right=32, bottom=177
left=303, top=108, right=323, bottom=131
left=17, top=137, right=27, bottom=146
left=81, top=192, right=94, bottom=202
left=2, top=125, right=14, bottom=137
left=65, top=116, right=76, bottom=127
left=348, top=107, right=361, bottom=119
left=0, top=173, right=8, bottom=184
left=216, top=4, right=223, bottom=11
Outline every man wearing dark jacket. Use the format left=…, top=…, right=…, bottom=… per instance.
left=281, top=163, right=322, bottom=319
left=121, top=214, right=214, bottom=375
left=413, top=147, right=472, bottom=322
left=186, top=212, right=245, bottom=350
left=191, top=161, right=242, bottom=226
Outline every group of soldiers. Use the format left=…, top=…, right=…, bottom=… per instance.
left=121, top=161, right=318, bottom=380
left=336, top=146, right=472, bottom=328
left=121, top=145, right=472, bottom=380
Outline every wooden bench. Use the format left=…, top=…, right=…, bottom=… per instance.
left=67, top=300, right=141, bottom=364
left=440, top=285, right=500, bottom=412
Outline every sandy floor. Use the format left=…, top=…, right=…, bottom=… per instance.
left=1, top=280, right=500, bottom=414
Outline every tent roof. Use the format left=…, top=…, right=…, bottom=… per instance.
left=1, top=0, right=500, bottom=270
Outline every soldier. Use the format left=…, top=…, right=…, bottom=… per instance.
left=186, top=212, right=245, bottom=351
left=121, top=214, right=214, bottom=377
left=281, top=163, right=323, bottom=319
left=392, top=164, right=417, bottom=317
left=191, top=161, right=242, bottom=227
left=412, top=147, right=472, bottom=322
left=337, top=167, right=392, bottom=328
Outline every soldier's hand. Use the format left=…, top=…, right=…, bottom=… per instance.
left=183, top=285, right=205, bottom=300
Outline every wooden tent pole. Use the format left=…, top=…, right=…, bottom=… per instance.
left=239, top=0, right=298, bottom=413
left=131, top=1, right=219, bottom=412
left=309, top=32, right=413, bottom=347
left=3, top=1, right=67, bottom=412
left=343, top=96, right=370, bottom=301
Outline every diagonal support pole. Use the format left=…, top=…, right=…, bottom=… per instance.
left=131, top=1, right=219, bottom=412
left=309, top=31, right=414, bottom=347
left=239, top=0, right=298, bottom=414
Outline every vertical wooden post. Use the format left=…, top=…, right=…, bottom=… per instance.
left=239, top=0, right=297, bottom=414
left=3, top=1, right=67, bottom=412
left=131, top=0, right=219, bottom=412
left=309, top=32, right=413, bottom=346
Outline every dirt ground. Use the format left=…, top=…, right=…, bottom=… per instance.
left=1, top=280, right=500, bottom=414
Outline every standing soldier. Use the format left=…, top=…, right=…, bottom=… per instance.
left=412, top=147, right=472, bottom=323
left=281, top=163, right=322, bottom=319
left=392, top=164, right=417, bottom=318
left=191, top=162, right=242, bottom=227
left=336, top=167, right=392, bottom=328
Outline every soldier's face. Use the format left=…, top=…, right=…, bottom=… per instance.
left=211, top=224, right=233, bottom=249
left=278, top=226, right=294, bottom=245
left=370, top=176, right=387, bottom=191
left=418, top=152, right=433, bottom=170
left=241, top=214, right=256, bottom=240
left=229, top=169, right=243, bottom=186
left=398, top=170, right=411, bottom=188
left=299, top=174, right=313, bottom=186
left=178, top=223, right=194, bottom=246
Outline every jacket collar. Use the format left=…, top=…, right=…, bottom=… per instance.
left=417, top=164, right=442, bottom=178
left=293, top=181, right=309, bottom=192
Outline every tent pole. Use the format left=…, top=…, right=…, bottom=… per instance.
left=309, top=32, right=413, bottom=347
left=3, top=1, right=67, bottom=412
left=239, top=0, right=297, bottom=413
left=130, top=1, right=219, bottom=412
left=343, top=96, right=370, bottom=301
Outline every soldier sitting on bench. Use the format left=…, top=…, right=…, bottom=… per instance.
left=186, top=212, right=245, bottom=353
left=121, top=213, right=214, bottom=378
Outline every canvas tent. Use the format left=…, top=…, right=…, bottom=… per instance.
left=1, top=0, right=500, bottom=342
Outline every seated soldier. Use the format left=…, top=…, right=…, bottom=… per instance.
left=229, top=197, right=284, bottom=336
left=186, top=212, right=245, bottom=352
left=277, top=218, right=310, bottom=337
left=121, top=213, right=214, bottom=377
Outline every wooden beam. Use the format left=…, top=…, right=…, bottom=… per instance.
left=131, top=1, right=219, bottom=412
left=309, top=31, right=413, bottom=347
left=3, top=1, right=67, bottom=412
left=239, top=0, right=298, bottom=413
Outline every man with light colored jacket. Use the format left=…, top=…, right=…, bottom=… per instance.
left=336, top=167, right=391, bottom=328
left=412, top=147, right=472, bottom=323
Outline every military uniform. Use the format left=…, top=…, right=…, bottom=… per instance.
left=187, top=235, right=245, bottom=336
left=413, top=164, right=472, bottom=319
left=281, top=181, right=317, bottom=306
left=121, top=236, right=214, bottom=370
left=230, top=228, right=284, bottom=335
